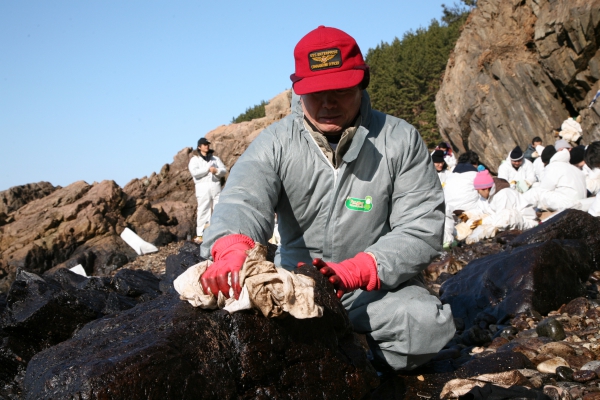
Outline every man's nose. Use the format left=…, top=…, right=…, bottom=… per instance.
left=321, top=92, right=338, bottom=108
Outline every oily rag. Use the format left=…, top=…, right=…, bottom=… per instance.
left=174, top=243, right=323, bottom=319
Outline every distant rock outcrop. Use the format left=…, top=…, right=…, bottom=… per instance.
left=0, top=182, right=57, bottom=223
left=206, top=90, right=292, bottom=169
left=0, top=91, right=292, bottom=293
left=436, top=0, right=600, bottom=172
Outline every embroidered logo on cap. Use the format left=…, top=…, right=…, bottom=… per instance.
left=309, top=48, right=342, bottom=71
left=345, top=196, right=372, bottom=212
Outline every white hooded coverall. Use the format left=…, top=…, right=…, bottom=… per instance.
left=188, top=151, right=227, bottom=236
left=497, top=157, right=535, bottom=192
left=523, top=150, right=586, bottom=211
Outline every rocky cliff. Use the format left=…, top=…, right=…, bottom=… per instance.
left=0, top=90, right=291, bottom=293
left=436, top=0, right=600, bottom=172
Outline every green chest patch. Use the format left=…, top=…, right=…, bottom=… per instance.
left=345, top=196, right=373, bottom=212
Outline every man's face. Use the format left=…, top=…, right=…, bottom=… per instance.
left=511, top=159, right=523, bottom=169
left=434, top=162, right=445, bottom=172
left=199, top=143, right=210, bottom=153
left=533, top=140, right=542, bottom=147
left=301, top=86, right=362, bottom=135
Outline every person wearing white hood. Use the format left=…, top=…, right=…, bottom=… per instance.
left=523, top=139, right=586, bottom=211
left=188, top=137, right=227, bottom=241
left=582, top=142, right=600, bottom=196
left=532, top=144, right=546, bottom=183
left=497, top=146, right=535, bottom=193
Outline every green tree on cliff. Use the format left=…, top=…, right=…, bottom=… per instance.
left=366, top=1, right=473, bottom=147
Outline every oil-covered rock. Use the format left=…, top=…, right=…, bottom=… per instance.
left=22, top=266, right=379, bottom=399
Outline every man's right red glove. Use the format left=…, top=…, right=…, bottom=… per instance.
left=200, top=234, right=254, bottom=300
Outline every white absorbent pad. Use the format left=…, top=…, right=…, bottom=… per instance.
left=174, top=244, right=323, bottom=319
left=120, top=227, right=158, bottom=255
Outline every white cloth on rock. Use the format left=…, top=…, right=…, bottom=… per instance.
left=174, top=244, right=323, bottom=319
left=560, top=117, right=582, bottom=143
left=120, top=227, right=158, bottom=255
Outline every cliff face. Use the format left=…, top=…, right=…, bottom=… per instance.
left=436, top=0, right=600, bottom=172
left=0, top=91, right=291, bottom=293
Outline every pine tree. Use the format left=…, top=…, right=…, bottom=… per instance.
left=366, top=1, right=474, bottom=147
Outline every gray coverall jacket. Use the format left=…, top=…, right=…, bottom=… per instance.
left=201, top=91, right=455, bottom=370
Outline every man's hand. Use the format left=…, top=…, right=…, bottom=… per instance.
left=310, top=253, right=380, bottom=299
left=209, top=166, right=218, bottom=174
left=199, top=234, right=254, bottom=300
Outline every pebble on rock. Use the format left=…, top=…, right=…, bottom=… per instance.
left=573, top=369, right=597, bottom=382
left=536, top=318, right=566, bottom=341
left=555, top=365, right=574, bottom=381
left=537, top=357, right=570, bottom=374
left=538, top=342, right=576, bottom=358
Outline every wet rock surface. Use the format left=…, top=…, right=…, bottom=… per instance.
left=22, top=266, right=378, bottom=400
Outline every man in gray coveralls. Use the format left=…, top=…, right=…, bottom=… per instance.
left=199, top=25, right=455, bottom=371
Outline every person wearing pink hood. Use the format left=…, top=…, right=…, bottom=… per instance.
left=473, top=170, right=537, bottom=229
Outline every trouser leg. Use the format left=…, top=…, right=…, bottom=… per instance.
left=196, top=193, right=212, bottom=236
left=341, top=277, right=455, bottom=371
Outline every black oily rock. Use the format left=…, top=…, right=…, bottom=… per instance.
left=461, top=325, right=492, bottom=346
left=160, top=241, right=203, bottom=294
left=495, top=325, right=519, bottom=340
left=23, top=266, right=379, bottom=400
left=440, top=239, right=592, bottom=329
left=111, top=268, right=161, bottom=299
left=455, top=351, right=534, bottom=379
left=536, top=318, right=566, bottom=341
left=510, top=209, right=600, bottom=269
left=555, top=366, right=574, bottom=381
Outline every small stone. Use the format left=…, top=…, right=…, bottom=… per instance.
left=583, top=392, right=600, bottom=400
left=537, top=357, right=570, bottom=374
left=489, top=324, right=498, bottom=333
left=555, top=366, right=574, bottom=381
left=517, top=329, right=538, bottom=338
left=538, top=342, right=576, bottom=358
left=560, top=297, right=590, bottom=316
left=497, top=325, right=518, bottom=339
left=573, top=369, right=597, bottom=382
left=581, top=361, right=600, bottom=371
left=488, top=337, right=509, bottom=350
left=470, top=346, right=485, bottom=354
left=536, top=318, right=566, bottom=341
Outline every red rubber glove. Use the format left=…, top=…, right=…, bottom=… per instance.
left=200, top=234, right=254, bottom=300
left=312, top=252, right=380, bottom=299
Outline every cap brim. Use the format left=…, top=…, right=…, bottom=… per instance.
left=293, top=69, right=364, bottom=95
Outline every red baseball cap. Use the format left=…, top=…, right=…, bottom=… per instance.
left=290, top=26, right=368, bottom=95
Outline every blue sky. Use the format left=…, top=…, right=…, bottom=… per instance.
left=1, top=1, right=452, bottom=191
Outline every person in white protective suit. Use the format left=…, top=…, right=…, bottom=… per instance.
left=523, top=144, right=587, bottom=211
left=188, top=137, right=227, bottom=240
left=442, top=151, right=483, bottom=246
left=431, top=142, right=456, bottom=171
left=432, top=150, right=449, bottom=187
left=497, top=146, right=535, bottom=193
left=585, top=142, right=600, bottom=196
left=198, top=26, right=455, bottom=372
left=532, top=145, right=546, bottom=184
left=461, top=170, right=538, bottom=244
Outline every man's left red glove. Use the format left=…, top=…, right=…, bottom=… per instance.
left=200, top=234, right=255, bottom=300
left=313, top=252, right=380, bottom=298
